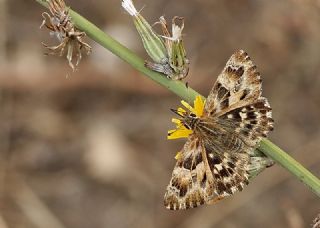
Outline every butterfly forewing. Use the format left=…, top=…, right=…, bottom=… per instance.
left=204, top=50, right=262, bottom=116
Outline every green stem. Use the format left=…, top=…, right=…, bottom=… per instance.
left=258, top=140, right=320, bottom=196
left=35, top=0, right=320, bottom=197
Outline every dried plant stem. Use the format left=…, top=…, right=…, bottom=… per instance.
left=35, top=0, right=320, bottom=197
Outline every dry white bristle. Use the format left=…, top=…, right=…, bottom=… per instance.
left=171, top=23, right=183, bottom=41
left=159, top=17, right=184, bottom=41
left=121, top=0, right=138, bottom=16
left=161, top=25, right=183, bottom=41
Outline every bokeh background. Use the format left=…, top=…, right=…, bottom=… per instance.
left=0, top=0, right=320, bottom=227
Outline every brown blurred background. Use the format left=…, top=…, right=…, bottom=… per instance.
left=0, top=0, right=320, bottom=227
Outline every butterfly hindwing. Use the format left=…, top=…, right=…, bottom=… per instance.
left=164, top=134, right=251, bottom=210
left=164, top=136, right=208, bottom=210
left=203, top=143, right=250, bottom=199
left=218, top=97, right=274, bottom=147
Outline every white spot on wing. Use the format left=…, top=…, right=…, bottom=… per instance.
left=267, top=111, right=272, bottom=118
left=215, top=164, right=223, bottom=171
left=239, top=112, right=247, bottom=119
left=231, top=186, right=238, bottom=193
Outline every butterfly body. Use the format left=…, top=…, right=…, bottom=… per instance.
left=165, top=50, right=274, bottom=210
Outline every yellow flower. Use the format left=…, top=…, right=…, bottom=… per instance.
left=167, top=95, right=205, bottom=140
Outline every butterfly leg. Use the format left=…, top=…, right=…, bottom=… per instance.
left=248, top=154, right=274, bottom=179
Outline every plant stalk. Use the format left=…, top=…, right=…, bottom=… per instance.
left=35, top=0, right=320, bottom=197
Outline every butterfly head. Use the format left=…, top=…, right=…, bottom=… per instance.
left=167, top=96, right=205, bottom=140
left=170, top=108, right=199, bottom=130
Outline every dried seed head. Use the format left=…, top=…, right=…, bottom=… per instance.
left=40, top=0, right=91, bottom=71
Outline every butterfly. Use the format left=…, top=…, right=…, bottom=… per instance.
left=164, top=50, right=274, bottom=210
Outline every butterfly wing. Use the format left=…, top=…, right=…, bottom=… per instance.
left=204, top=50, right=273, bottom=146
left=164, top=133, right=251, bottom=210
left=205, top=50, right=263, bottom=116
left=203, top=137, right=250, bottom=202
left=217, top=97, right=274, bottom=147
left=201, top=50, right=274, bottom=202
left=202, top=50, right=274, bottom=200
left=164, top=135, right=209, bottom=210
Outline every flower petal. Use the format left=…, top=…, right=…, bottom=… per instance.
left=167, top=96, right=204, bottom=141
left=194, top=95, right=205, bottom=117
left=167, top=128, right=192, bottom=139
left=171, top=118, right=181, bottom=125
left=181, top=100, right=195, bottom=113
left=177, top=107, right=186, bottom=115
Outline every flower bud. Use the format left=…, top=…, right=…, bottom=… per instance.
left=122, top=0, right=189, bottom=80
left=122, top=0, right=167, bottom=63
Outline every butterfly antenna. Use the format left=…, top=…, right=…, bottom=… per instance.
left=170, top=108, right=184, bottom=117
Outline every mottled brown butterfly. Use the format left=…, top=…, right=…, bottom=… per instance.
left=165, top=50, right=274, bottom=210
